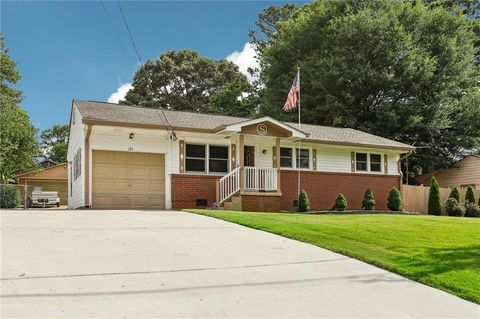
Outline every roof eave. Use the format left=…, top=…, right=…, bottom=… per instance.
left=304, top=138, right=415, bottom=151
left=81, top=118, right=213, bottom=133
left=220, top=116, right=308, bottom=138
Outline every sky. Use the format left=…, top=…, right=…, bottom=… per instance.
left=1, top=1, right=304, bottom=131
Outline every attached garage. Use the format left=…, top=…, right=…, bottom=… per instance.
left=92, top=150, right=166, bottom=209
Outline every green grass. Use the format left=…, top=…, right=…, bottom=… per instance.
left=185, top=210, right=480, bottom=304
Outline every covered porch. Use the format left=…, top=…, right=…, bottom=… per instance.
left=213, top=117, right=307, bottom=210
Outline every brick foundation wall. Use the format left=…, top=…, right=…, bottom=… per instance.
left=280, top=171, right=400, bottom=211
left=171, top=174, right=220, bottom=209
left=171, top=171, right=400, bottom=211
left=241, top=194, right=281, bottom=212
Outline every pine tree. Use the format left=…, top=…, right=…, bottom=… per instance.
left=428, top=177, right=442, bottom=215
left=449, top=186, right=460, bottom=203
left=362, top=188, right=376, bottom=210
left=465, top=185, right=476, bottom=205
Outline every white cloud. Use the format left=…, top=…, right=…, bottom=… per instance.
left=226, top=42, right=259, bottom=82
left=107, top=83, right=133, bottom=103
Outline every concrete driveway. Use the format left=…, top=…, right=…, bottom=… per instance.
left=1, top=210, right=478, bottom=318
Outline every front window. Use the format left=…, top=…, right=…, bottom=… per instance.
left=356, top=153, right=368, bottom=171
left=280, top=147, right=293, bottom=167
left=186, top=144, right=206, bottom=172
left=209, top=145, right=228, bottom=173
left=370, top=154, right=382, bottom=172
left=296, top=148, right=310, bottom=169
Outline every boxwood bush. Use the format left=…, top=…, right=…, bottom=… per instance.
left=445, top=198, right=465, bottom=217
left=333, top=193, right=347, bottom=211
left=362, top=188, right=376, bottom=210
left=465, top=203, right=480, bottom=218
left=0, top=184, right=21, bottom=208
left=387, top=187, right=402, bottom=211
left=298, top=190, right=310, bottom=212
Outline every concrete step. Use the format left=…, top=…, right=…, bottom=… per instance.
left=221, top=195, right=242, bottom=211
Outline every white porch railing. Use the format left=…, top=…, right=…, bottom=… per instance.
left=218, top=167, right=279, bottom=205
left=218, top=167, right=241, bottom=204
left=244, top=167, right=278, bottom=191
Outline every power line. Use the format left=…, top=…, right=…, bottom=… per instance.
left=98, top=0, right=130, bottom=61
left=115, top=0, right=176, bottom=138
left=116, top=0, right=143, bottom=66
left=282, top=44, right=370, bottom=132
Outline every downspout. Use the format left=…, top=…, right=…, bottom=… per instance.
left=84, top=125, right=92, bottom=208
left=398, top=150, right=414, bottom=192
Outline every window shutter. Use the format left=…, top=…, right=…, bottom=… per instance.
left=179, top=140, right=185, bottom=173
left=273, top=147, right=277, bottom=168
left=313, top=149, right=317, bottom=170
left=351, top=152, right=355, bottom=172
left=384, top=154, right=388, bottom=174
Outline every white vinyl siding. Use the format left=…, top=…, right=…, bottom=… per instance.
left=67, top=106, right=85, bottom=209
left=316, top=148, right=352, bottom=173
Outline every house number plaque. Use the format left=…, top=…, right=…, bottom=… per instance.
left=257, top=123, right=268, bottom=136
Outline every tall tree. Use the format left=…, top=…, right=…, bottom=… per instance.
left=40, top=124, right=69, bottom=163
left=208, top=82, right=257, bottom=118
left=256, top=0, right=480, bottom=178
left=248, top=3, right=299, bottom=83
left=123, top=50, right=254, bottom=116
left=424, top=0, right=480, bottom=63
left=0, top=35, right=38, bottom=182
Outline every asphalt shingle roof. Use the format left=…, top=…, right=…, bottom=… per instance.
left=74, top=100, right=414, bottom=150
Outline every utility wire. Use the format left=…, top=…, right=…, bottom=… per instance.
left=115, top=0, right=175, bottom=137
left=99, top=0, right=130, bottom=61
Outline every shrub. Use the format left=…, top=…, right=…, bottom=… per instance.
left=0, top=184, right=20, bottom=208
left=387, top=187, right=402, bottom=211
left=465, top=185, right=476, bottom=205
left=449, top=186, right=460, bottom=203
left=298, top=190, right=310, bottom=212
left=464, top=203, right=480, bottom=218
left=362, top=188, right=376, bottom=210
left=445, top=198, right=465, bottom=217
left=428, top=177, right=442, bottom=215
left=333, top=193, right=347, bottom=211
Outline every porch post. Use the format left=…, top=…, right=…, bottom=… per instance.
left=215, top=180, right=220, bottom=203
left=275, top=137, right=281, bottom=191
left=239, top=134, right=244, bottom=191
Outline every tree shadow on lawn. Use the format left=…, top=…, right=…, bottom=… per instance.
left=388, top=244, right=480, bottom=301
left=391, top=245, right=480, bottom=277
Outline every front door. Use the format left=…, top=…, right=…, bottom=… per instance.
left=244, top=146, right=255, bottom=167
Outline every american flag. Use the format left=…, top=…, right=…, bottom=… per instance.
left=283, top=70, right=300, bottom=112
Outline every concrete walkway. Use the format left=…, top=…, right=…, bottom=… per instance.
left=1, top=210, right=478, bottom=318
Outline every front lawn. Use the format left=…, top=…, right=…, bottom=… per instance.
left=185, top=210, right=480, bottom=304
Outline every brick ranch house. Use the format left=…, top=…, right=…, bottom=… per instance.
left=67, top=100, right=415, bottom=211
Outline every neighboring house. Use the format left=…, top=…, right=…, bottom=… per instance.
left=38, top=158, right=59, bottom=169
left=16, top=163, right=68, bottom=205
left=416, top=155, right=480, bottom=190
left=67, top=100, right=414, bottom=211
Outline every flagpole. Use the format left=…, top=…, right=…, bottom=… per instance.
left=297, top=67, right=301, bottom=200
